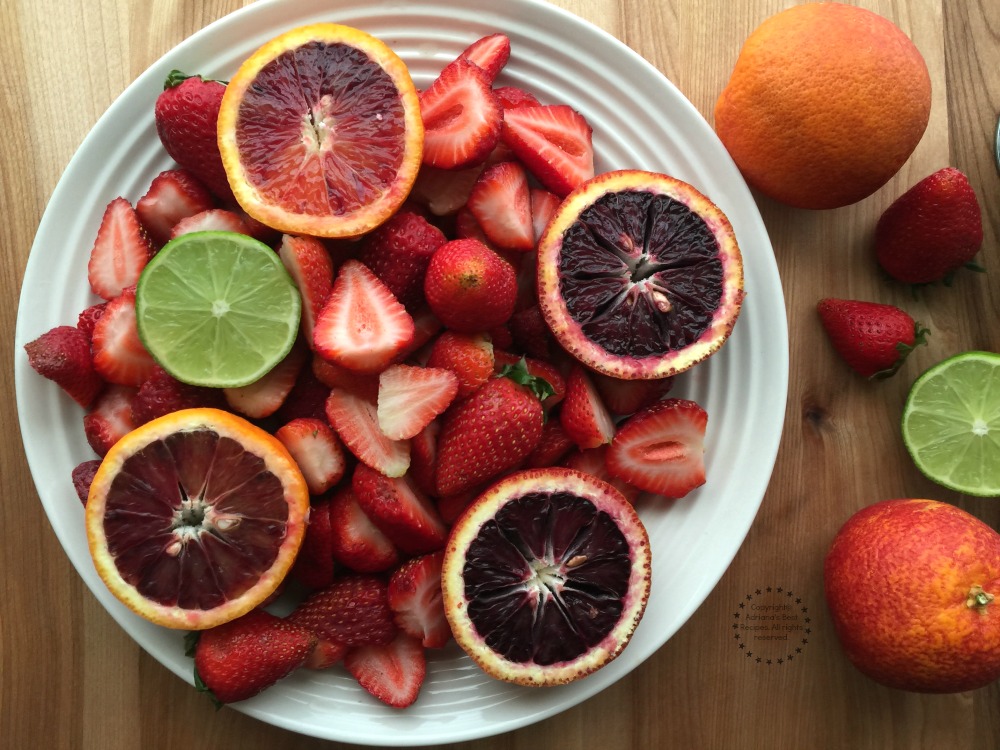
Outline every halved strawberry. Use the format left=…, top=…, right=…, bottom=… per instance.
left=76, top=302, right=108, bottom=341
left=409, top=418, right=441, bottom=497
left=357, top=211, right=446, bottom=312
left=425, top=331, right=495, bottom=399
left=313, top=260, right=415, bottom=374
left=344, top=631, right=426, bottom=709
left=87, top=197, right=154, bottom=301
left=376, top=364, right=458, bottom=441
left=302, top=637, right=347, bottom=671
left=278, top=234, right=335, bottom=346
left=408, top=165, right=484, bottom=216
left=82, top=384, right=137, bottom=456
left=419, top=58, right=502, bottom=169
left=223, top=340, right=308, bottom=419
left=564, top=445, right=641, bottom=504
left=72, top=459, right=103, bottom=505
left=91, top=288, right=157, bottom=387
left=560, top=366, right=616, bottom=450
left=289, top=495, right=336, bottom=590
left=457, top=33, right=510, bottom=84
left=530, top=187, right=561, bottom=242
left=135, top=168, right=216, bottom=247
left=24, top=325, right=104, bottom=408
left=325, top=387, right=410, bottom=477
left=274, top=417, right=346, bottom=495
left=351, top=463, right=448, bottom=555
left=494, top=85, right=541, bottom=110
left=591, top=372, right=674, bottom=417
left=606, top=398, right=707, bottom=498
left=328, top=486, right=400, bottom=573
left=466, top=161, right=535, bottom=252
left=289, top=574, right=396, bottom=648
left=169, top=208, right=250, bottom=239
left=387, top=551, right=450, bottom=648
left=312, top=355, right=379, bottom=401
left=501, top=105, right=595, bottom=197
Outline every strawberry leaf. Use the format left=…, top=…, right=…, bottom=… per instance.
left=498, top=357, right=556, bottom=402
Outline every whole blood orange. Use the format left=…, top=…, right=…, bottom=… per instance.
left=824, top=499, right=1000, bottom=692
left=714, top=3, right=931, bottom=210
left=218, top=23, right=423, bottom=238
left=86, top=408, right=309, bottom=630
left=441, top=468, right=651, bottom=686
left=536, top=169, right=744, bottom=380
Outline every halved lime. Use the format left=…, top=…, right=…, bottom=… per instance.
left=135, top=231, right=301, bottom=388
left=901, top=351, right=1000, bottom=497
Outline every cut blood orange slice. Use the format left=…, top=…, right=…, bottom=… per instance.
left=217, top=23, right=423, bottom=238
left=537, top=169, right=745, bottom=379
left=441, top=468, right=651, bottom=686
left=85, top=408, right=309, bottom=630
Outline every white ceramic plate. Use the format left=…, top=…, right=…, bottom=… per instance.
left=14, top=0, right=788, bottom=744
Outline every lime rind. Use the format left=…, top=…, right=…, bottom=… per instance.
left=136, top=231, right=301, bottom=388
left=902, top=351, right=1000, bottom=497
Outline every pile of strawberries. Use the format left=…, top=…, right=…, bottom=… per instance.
left=25, top=32, right=706, bottom=708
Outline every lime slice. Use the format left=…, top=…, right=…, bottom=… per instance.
left=901, top=351, right=1000, bottom=497
left=135, top=231, right=301, bottom=388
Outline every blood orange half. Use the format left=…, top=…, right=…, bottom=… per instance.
left=537, top=169, right=744, bottom=379
left=85, top=408, right=309, bottom=630
left=441, top=468, right=651, bottom=686
left=217, top=23, right=424, bottom=238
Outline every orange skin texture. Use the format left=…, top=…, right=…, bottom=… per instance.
left=824, top=499, right=1000, bottom=692
left=714, top=3, right=931, bottom=210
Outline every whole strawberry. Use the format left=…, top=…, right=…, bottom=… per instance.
left=24, top=325, right=104, bottom=408
left=875, top=167, right=983, bottom=284
left=155, top=70, right=234, bottom=203
left=435, top=358, right=552, bottom=496
left=192, top=609, right=316, bottom=705
left=423, top=238, right=517, bottom=333
left=358, top=211, right=447, bottom=311
left=817, top=298, right=929, bottom=378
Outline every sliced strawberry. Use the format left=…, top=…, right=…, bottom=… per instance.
left=328, top=486, right=400, bottom=573
left=494, top=85, right=541, bottom=110
left=289, top=574, right=396, bottom=648
left=394, top=307, right=443, bottom=365
left=289, top=495, right=336, bottom=590
left=351, top=463, right=448, bottom=555
left=409, top=418, right=441, bottom=497
left=501, top=105, right=595, bottom=197
left=387, top=551, right=450, bottom=648
left=325, top=387, right=410, bottom=477
left=313, top=260, right=415, bottom=374
left=302, top=636, right=347, bottom=670
left=131, top=365, right=225, bottom=426
left=560, top=366, right=616, bottom=450
left=526, top=418, right=575, bottom=468
left=453, top=206, right=498, bottom=251
left=169, top=208, right=249, bottom=239
left=72, top=459, right=103, bottom=505
left=466, top=161, right=534, bottom=251
left=344, top=631, right=426, bottom=709
left=135, top=168, right=216, bottom=247
left=223, top=340, right=308, bottom=419
left=376, top=364, right=458, bottom=441
left=87, top=197, right=154, bottom=301
left=274, top=417, right=346, bottom=495
left=278, top=234, right=335, bottom=346
left=76, top=302, right=108, bottom=341
left=312, top=355, right=379, bottom=401
left=357, top=211, right=446, bottom=312
left=24, top=325, right=104, bottom=408
left=91, top=288, right=156, bottom=387
left=591, top=372, right=674, bottom=417
left=530, top=187, right=561, bottom=242
left=425, top=331, right=495, bottom=399
left=606, top=398, right=707, bottom=498
left=82, top=384, right=137, bottom=456
left=419, top=58, right=502, bottom=169
left=564, top=445, right=641, bottom=504
left=457, top=33, right=510, bottom=84
left=409, top=165, right=484, bottom=216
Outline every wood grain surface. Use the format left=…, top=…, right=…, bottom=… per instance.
left=2, top=1, right=998, bottom=748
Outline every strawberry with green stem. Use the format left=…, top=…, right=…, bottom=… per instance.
left=817, top=298, right=929, bottom=379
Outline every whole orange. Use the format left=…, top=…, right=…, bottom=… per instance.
left=714, top=3, right=931, bottom=210
left=824, top=499, right=1000, bottom=692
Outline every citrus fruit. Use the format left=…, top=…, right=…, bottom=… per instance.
left=901, top=351, right=1000, bottom=497
left=714, top=3, right=931, bottom=209
left=217, top=23, right=423, bottom=238
left=85, top=407, right=309, bottom=630
left=441, top=468, right=651, bottom=686
left=536, top=169, right=744, bottom=380
left=135, top=231, right=301, bottom=388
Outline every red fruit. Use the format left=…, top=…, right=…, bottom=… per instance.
left=816, top=298, right=929, bottom=379
left=24, top=325, right=104, bottom=408
left=313, top=260, right=415, bottom=373
left=419, top=58, right=502, bottom=169
left=425, top=331, right=495, bottom=398
left=302, top=637, right=348, bottom=670
left=388, top=551, right=451, bottom=648
left=87, top=197, right=154, bottom=300
left=274, top=417, right=346, bottom=495
left=457, top=33, right=511, bottom=84
left=591, top=372, right=674, bottom=417
left=377, top=364, right=458, bottom=440
left=135, top=168, right=216, bottom=247
left=325, top=387, right=410, bottom=477
left=466, top=161, right=535, bottom=251
left=501, top=105, right=595, bottom=197
left=423, top=239, right=517, bottom=333
left=193, top=609, right=316, bottom=704
left=289, top=574, right=396, bottom=648
left=130, top=365, right=224, bottom=425
left=875, top=167, right=984, bottom=284
left=289, top=495, right=336, bottom=590
left=223, top=341, right=308, bottom=419
left=278, top=234, right=335, bottom=344
left=435, top=490, right=478, bottom=525
left=76, top=302, right=108, bottom=341
left=606, top=398, right=707, bottom=498
left=530, top=188, right=561, bottom=242
left=526, top=418, right=575, bottom=469
left=169, top=208, right=249, bottom=239
left=508, top=304, right=556, bottom=360
left=409, top=419, right=441, bottom=497
left=563, top=445, right=641, bottom=504
left=82, top=384, right=137, bottom=457
left=492, top=350, right=566, bottom=409
left=351, top=463, right=448, bottom=555
left=328, top=486, right=400, bottom=573
left=434, top=360, right=550, bottom=496
left=72, top=459, right=102, bottom=505
left=560, top=366, right=616, bottom=450
left=154, top=71, right=234, bottom=203
left=344, top=631, right=426, bottom=709
left=357, top=211, right=447, bottom=311
left=494, top=85, right=541, bottom=111
left=312, top=355, right=379, bottom=401
left=273, top=364, right=333, bottom=424
left=408, top=165, right=484, bottom=217
left=90, top=289, right=157, bottom=387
